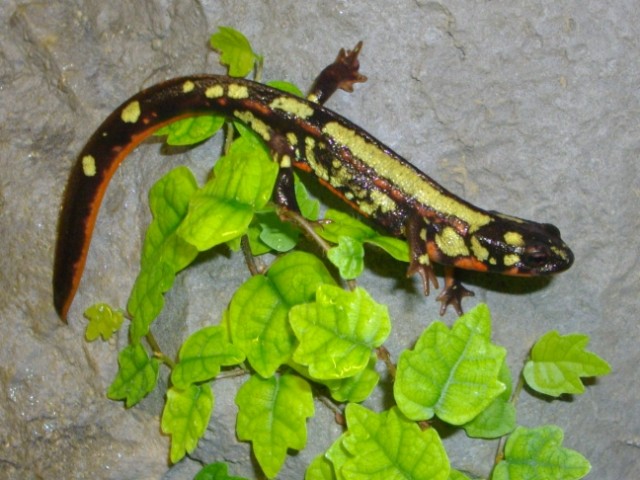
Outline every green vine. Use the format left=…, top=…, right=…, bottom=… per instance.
left=83, top=27, right=610, bottom=479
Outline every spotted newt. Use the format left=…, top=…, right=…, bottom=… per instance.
left=53, top=43, right=573, bottom=320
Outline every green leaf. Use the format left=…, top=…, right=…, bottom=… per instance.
left=154, top=115, right=225, bottom=146
left=327, top=236, right=365, bottom=279
left=523, top=331, right=612, bottom=397
left=229, top=252, right=335, bottom=377
left=463, top=360, right=516, bottom=438
left=128, top=166, right=199, bottom=341
left=161, top=384, right=214, bottom=464
left=305, top=454, right=336, bottom=480
left=317, top=209, right=409, bottom=262
left=257, top=211, right=300, bottom=252
left=210, top=26, right=259, bottom=77
left=236, top=373, right=314, bottom=478
left=84, top=303, right=124, bottom=341
left=171, top=326, right=245, bottom=389
left=394, top=303, right=506, bottom=424
left=194, top=462, right=248, bottom=480
left=107, top=343, right=159, bottom=407
left=294, top=173, right=320, bottom=221
left=338, top=404, right=450, bottom=480
left=290, top=285, right=390, bottom=380
left=492, top=425, right=591, bottom=480
left=266, top=80, right=304, bottom=97
left=322, top=353, right=379, bottom=403
left=178, top=137, right=278, bottom=251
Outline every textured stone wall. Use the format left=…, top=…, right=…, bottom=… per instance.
left=1, top=1, right=638, bottom=478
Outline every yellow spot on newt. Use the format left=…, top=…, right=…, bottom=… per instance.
left=305, top=137, right=329, bottom=181
left=504, top=254, right=520, bottom=266
left=322, top=122, right=492, bottom=232
left=418, top=254, right=430, bottom=265
left=205, top=85, right=224, bottom=98
left=280, top=155, right=291, bottom=168
left=121, top=101, right=141, bottom=123
left=228, top=84, right=249, bottom=99
left=270, top=96, right=314, bottom=119
left=370, top=190, right=397, bottom=214
left=504, top=231, right=524, bottom=247
left=182, top=80, right=195, bottom=93
left=435, top=227, right=470, bottom=257
left=233, top=110, right=271, bottom=141
left=286, top=133, right=298, bottom=145
left=82, top=155, right=96, bottom=177
left=470, top=235, right=489, bottom=261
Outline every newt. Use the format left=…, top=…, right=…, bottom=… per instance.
left=53, top=42, right=573, bottom=320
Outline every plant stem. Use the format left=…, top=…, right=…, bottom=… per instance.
left=146, top=331, right=175, bottom=369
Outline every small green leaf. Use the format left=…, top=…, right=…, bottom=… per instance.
left=463, top=360, right=516, bottom=438
left=257, top=211, right=300, bottom=252
left=294, top=173, right=320, bottom=221
left=492, top=425, right=591, bottom=480
left=305, top=454, right=336, bottom=480
left=266, top=80, right=304, bottom=97
left=327, top=236, right=365, bottom=279
left=317, top=209, right=409, bottom=262
left=394, top=303, right=506, bottom=424
left=161, top=384, right=214, bottom=464
left=194, top=462, right=248, bottom=480
left=236, top=373, right=314, bottom=478
left=290, top=285, right=390, bottom=380
left=229, top=252, right=335, bottom=377
left=338, top=404, right=450, bottom=480
left=210, top=27, right=259, bottom=77
left=154, top=115, right=225, bottom=146
left=523, top=331, right=612, bottom=397
left=107, top=343, right=159, bottom=407
left=171, top=326, right=245, bottom=389
left=84, top=303, right=124, bottom=341
left=178, top=137, right=278, bottom=251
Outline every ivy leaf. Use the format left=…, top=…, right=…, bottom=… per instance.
left=257, top=211, right=300, bottom=252
left=171, top=326, right=245, bottom=389
left=228, top=252, right=335, bottom=377
left=235, top=373, right=314, bottom=478
left=84, top=303, right=124, bottom=341
left=394, top=303, right=506, bottom=424
left=128, top=166, right=199, bottom=342
left=266, top=80, right=304, bottom=97
left=305, top=454, right=336, bottom=480
left=290, top=285, right=390, bottom=380
left=523, top=331, right=612, bottom=397
left=294, top=173, right=320, bottom=221
left=154, top=114, right=225, bottom=146
left=463, top=360, right=516, bottom=438
left=107, top=343, right=159, bottom=407
left=337, top=404, right=450, bottom=480
left=178, top=137, right=278, bottom=251
left=327, top=236, right=365, bottom=280
left=161, top=384, right=214, bottom=464
left=194, top=462, right=247, bottom=480
left=210, top=26, right=260, bottom=77
left=492, top=425, right=591, bottom=480
left=317, top=209, right=409, bottom=262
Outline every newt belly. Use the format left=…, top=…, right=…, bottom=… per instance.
left=54, top=43, right=573, bottom=320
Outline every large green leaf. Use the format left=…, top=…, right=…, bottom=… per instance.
left=107, top=343, right=159, bottom=408
left=290, top=285, right=390, bottom=380
left=394, top=304, right=506, bottom=424
left=161, top=384, right=214, bottom=463
left=209, top=26, right=260, bottom=77
left=171, top=325, right=245, bottom=389
left=492, top=425, right=591, bottom=480
left=235, top=373, right=314, bottom=478
left=335, top=404, right=450, bottom=480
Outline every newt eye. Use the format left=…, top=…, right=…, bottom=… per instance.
left=523, top=244, right=550, bottom=267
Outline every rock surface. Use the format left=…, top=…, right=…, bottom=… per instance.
left=1, top=1, right=638, bottom=478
